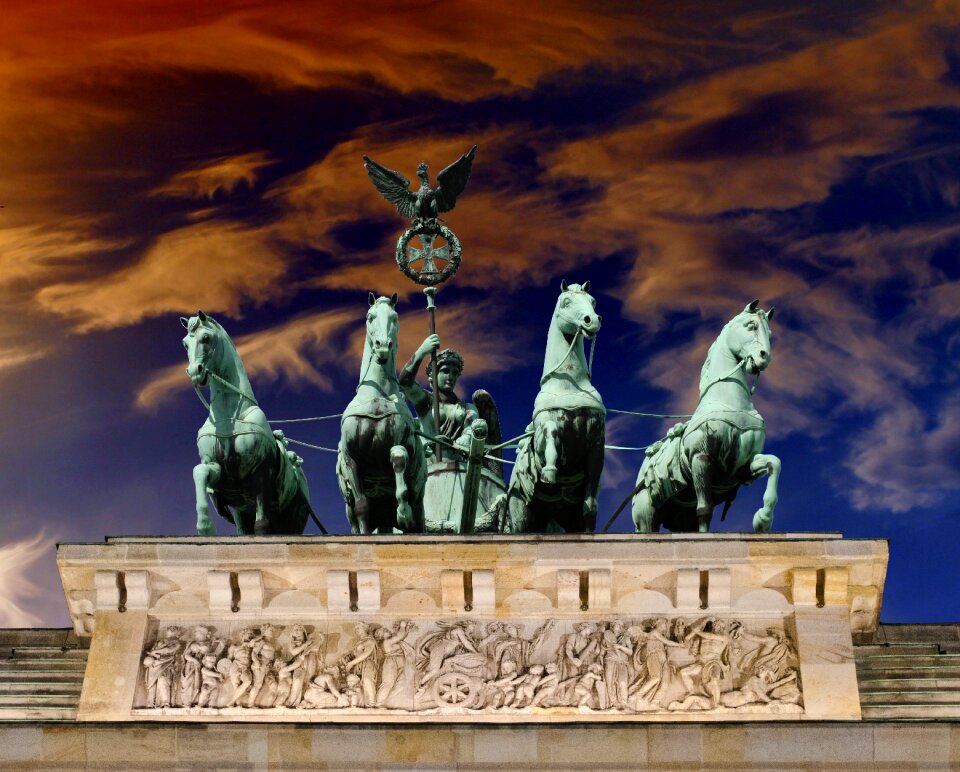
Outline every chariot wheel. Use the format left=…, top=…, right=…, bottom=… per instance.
left=433, top=671, right=479, bottom=708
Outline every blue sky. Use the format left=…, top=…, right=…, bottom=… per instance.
left=1, top=0, right=958, bottom=626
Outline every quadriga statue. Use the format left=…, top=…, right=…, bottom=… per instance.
left=182, top=311, right=315, bottom=535
left=337, top=293, right=427, bottom=533
left=632, top=300, right=780, bottom=533
left=497, top=280, right=605, bottom=532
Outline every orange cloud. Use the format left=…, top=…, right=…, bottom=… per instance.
left=151, top=152, right=274, bottom=199
left=135, top=307, right=355, bottom=410
left=2, top=0, right=959, bottom=519
left=273, top=127, right=611, bottom=295
left=0, top=218, right=130, bottom=290
left=36, top=220, right=289, bottom=332
left=541, top=3, right=960, bottom=326
left=135, top=296, right=526, bottom=410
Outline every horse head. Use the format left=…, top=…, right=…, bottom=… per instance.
left=726, top=299, right=775, bottom=375
left=180, top=309, right=224, bottom=387
left=556, top=279, right=601, bottom=339
left=366, top=292, right=399, bottom=365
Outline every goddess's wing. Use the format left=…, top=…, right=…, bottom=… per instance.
left=472, top=388, right=503, bottom=480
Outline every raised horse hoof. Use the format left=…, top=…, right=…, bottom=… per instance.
left=752, top=509, right=772, bottom=533
left=389, top=446, right=409, bottom=473
left=542, top=465, right=558, bottom=484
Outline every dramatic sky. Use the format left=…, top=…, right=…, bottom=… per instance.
left=1, top=0, right=959, bottom=627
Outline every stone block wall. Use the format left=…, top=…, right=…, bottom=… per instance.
left=2, top=722, right=960, bottom=769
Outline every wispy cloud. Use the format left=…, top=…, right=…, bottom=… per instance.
left=0, top=531, right=57, bottom=628
left=0, top=0, right=958, bottom=521
left=135, top=297, right=526, bottom=410
left=135, top=307, right=355, bottom=410
left=846, top=397, right=960, bottom=512
left=151, top=152, right=273, bottom=200
left=36, top=221, right=290, bottom=332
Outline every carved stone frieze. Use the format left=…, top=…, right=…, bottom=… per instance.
left=135, top=616, right=803, bottom=716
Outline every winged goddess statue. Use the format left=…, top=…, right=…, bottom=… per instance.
left=362, top=145, right=477, bottom=225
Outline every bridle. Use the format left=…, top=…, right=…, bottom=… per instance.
left=188, top=341, right=259, bottom=422
left=540, top=309, right=600, bottom=385
left=698, top=322, right=768, bottom=404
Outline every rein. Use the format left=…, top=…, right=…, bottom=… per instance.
left=600, top=358, right=763, bottom=534
left=697, top=359, right=761, bottom=405
left=189, top=365, right=258, bottom=423
left=540, top=324, right=597, bottom=385
left=356, top=345, right=400, bottom=395
left=206, top=369, right=258, bottom=406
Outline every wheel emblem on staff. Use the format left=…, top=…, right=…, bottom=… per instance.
left=396, top=220, right=461, bottom=285
left=363, top=145, right=476, bottom=286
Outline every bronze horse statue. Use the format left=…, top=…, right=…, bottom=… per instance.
left=336, top=294, right=427, bottom=533
left=632, top=300, right=780, bottom=533
left=182, top=311, right=314, bottom=535
left=499, top=281, right=605, bottom=532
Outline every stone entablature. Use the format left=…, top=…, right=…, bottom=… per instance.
left=55, top=533, right=887, bottom=722
left=135, top=617, right=802, bottom=718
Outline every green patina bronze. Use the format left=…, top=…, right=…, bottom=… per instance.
left=362, top=147, right=476, bottom=286
left=336, top=294, right=427, bottom=534
left=632, top=300, right=780, bottom=534
left=398, top=333, right=505, bottom=534
left=494, top=281, right=606, bottom=533
left=182, top=311, right=314, bottom=536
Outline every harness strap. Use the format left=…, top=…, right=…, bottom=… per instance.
left=698, top=360, right=762, bottom=404
left=205, top=369, right=258, bottom=406
left=540, top=327, right=583, bottom=385
left=193, top=385, right=211, bottom=413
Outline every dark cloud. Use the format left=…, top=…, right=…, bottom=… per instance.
left=1, top=0, right=960, bottom=625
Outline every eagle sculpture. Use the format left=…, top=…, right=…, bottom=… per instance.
left=362, top=145, right=477, bottom=223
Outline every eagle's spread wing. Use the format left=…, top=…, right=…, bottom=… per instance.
left=363, top=156, right=417, bottom=218
left=472, top=387, right=503, bottom=480
left=434, top=145, right=478, bottom=214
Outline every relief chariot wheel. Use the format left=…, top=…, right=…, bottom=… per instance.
left=432, top=671, right=481, bottom=709
left=395, top=220, right=462, bottom=286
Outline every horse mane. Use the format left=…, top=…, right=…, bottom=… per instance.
left=358, top=297, right=400, bottom=392
left=541, top=287, right=589, bottom=384
left=698, top=309, right=771, bottom=396
left=698, top=332, right=724, bottom=396
left=195, top=314, right=254, bottom=399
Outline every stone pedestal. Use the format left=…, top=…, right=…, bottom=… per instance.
left=56, top=533, right=886, bottom=723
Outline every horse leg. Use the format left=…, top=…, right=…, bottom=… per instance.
left=232, top=504, right=254, bottom=535
left=541, top=417, right=560, bottom=484
left=193, top=462, right=221, bottom=536
left=254, top=466, right=277, bottom=536
left=749, top=453, right=781, bottom=533
left=581, top=431, right=604, bottom=532
left=690, top=452, right=713, bottom=533
left=632, top=485, right=656, bottom=533
left=339, top=451, right=369, bottom=535
left=405, top=439, right=425, bottom=533
left=390, top=445, right=414, bottom=532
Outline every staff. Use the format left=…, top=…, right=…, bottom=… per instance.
left=423, top=287, right=442, bottom=461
